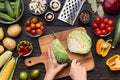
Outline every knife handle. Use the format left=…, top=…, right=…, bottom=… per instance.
left=24, top=56, right=46, bottom=67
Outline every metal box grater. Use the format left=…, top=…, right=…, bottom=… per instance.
left=58, top=0, right=86, bottom=25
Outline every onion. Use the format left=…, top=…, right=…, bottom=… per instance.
left=103, top=0, right=120, bottom=15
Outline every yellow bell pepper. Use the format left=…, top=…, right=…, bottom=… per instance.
left=96, top=39, right=112, bottom=57
left=106, top=54, right=120, bottom=71
left=101, top=43, right=111, bottom=57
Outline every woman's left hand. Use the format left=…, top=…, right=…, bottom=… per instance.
left=44, top=45, right=68, bottom=80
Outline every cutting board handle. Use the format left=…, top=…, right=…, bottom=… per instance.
left=24, top=56, right=46, bottom=67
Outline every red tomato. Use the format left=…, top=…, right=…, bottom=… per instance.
left=26, top=27, right=32, bottom=33
left=31, top=30, right=36, bottom=35
left=106, top=27, right=113, bottom=32
left=40, top=26, right=44, bottom=31
left=39, top=21, right=43, bottom=26
left=31, top=17, right=38, bottom=24
left=100, top=23, right=106, bottom=29
left=94, top=17, right=101, bottom=24
left=36, top=29, right=42, bottom=34
left=107, top=20, right=114, bottom=27
left=36, top=23, right=41, bottom=28
left=106, top=25, right=109, bottom=28
left=95, top=30, right=102, bottom=36
left=95, top=28, right=100, bottom=32
left=102, top=18, right=109, bottom=24
left=92, top=23, right=98, bottom=29
left=26, top=20, right=31, bottom=27
left=101, top=29, right=107, bottom=35
left=31, top=23, right=36, bottom=29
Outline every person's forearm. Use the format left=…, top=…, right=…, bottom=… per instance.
left=44, top=73, right=56, bottom=80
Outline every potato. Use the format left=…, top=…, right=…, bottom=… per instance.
left=3, top=37, right=16, bottom=50
left=0, top=45, right=4, bottom=54
left=0, top=27, right=4, bottom=41
left=7, top=24, right=22, bottom=37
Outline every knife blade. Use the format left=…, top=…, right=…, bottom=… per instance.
left=51, top=31, right=58, bottom=39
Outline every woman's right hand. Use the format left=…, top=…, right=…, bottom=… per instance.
left=69, top=59, right=87, bottom=80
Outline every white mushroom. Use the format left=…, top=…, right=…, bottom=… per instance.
left=29, top=2, right=38, bottom=10
left=31, top=0, right=35, bottom=2
left=29, top=0, right=47, bottom=15
left=50, top=0, right=61, bottom=12
left=39, top=4, right=45, bottom=12
left=39, top=0, right=47, bottom=6
left=35, top=8, right=41, bottom=14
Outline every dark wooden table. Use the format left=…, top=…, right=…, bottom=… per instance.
left=0, top=0, right=120, bottom=80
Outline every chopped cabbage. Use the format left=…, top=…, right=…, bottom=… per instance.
left=52, top=39, right=71, bottom=63
left=67, top=30, right=92, bottom=54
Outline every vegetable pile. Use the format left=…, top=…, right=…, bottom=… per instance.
left=92, top=17, right=114, bottom=37
left=25, top=17, right=44, bottom=36
left=0, top=0, right=22, bottom=22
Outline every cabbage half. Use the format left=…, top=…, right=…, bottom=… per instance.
left=52, top=39, right=71, bottom=63
left=67, top=30, right=92, bottom=54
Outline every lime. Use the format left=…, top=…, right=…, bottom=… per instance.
left=30, top=69, right=40, bottom=79
left=19, top=71, right=28, bottom=80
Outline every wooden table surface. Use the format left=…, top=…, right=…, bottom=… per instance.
left=0, top=0, right=120, bottom=80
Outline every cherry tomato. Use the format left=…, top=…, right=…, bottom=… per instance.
left=36, top=23, right=41, bottom=28
left=92, top=23, right=98, bottom=29
left=94, top=17, right=101, bottom=24
left=101, top=29, right=107, bottom=35
left=100, top=23, right=106, bottom=29
left=40, top=26, right=44, bottom=31
left=102, top=18, right=109, bottom=24
left=31, top=23, right=36, bottom=29
left=106, top=27, right=113, bottom=32
left=26, top=27, right=32, bottom=32
left=31, top=30, right=36, bottom=35
left=95, top=30, right=102, bottom=36
left=26, top=20, right=31, bottom=27
left=95, top=28, right=100, bottom=32
left=39, top=21, right=43, bottom=26
left=36, top=29, right=42, bottom=34
left=107, top=20, right=114, bottom=27
left=31, top=17, right=38, bottom=24
left=105, top=25, right=109, bottom=28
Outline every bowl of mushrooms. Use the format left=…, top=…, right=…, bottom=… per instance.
left=29, top=0, right=48, bottom=15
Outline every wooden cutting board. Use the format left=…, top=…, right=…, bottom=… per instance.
left=25, top=27, right=95, bottom=79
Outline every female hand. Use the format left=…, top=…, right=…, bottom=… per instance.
left=69, top=59, right=87, bottom=80
left=44, top=45, right=68, bottom=80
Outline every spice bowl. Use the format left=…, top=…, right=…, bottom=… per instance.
left=79, top=10, right=91, bottom=24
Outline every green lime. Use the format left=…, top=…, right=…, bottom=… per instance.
left=30, top=69, right=40, bottom=79
left=19, top=71, right=28, bottom=80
